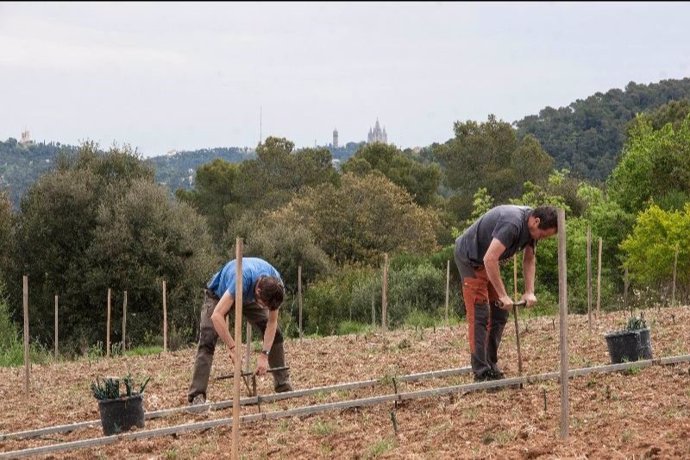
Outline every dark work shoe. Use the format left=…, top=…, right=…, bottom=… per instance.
left=488, top=369, right=505, bottom=380
left=275, top=383, right=293, bottom=393
left=473, top=372, right=491, bottom=382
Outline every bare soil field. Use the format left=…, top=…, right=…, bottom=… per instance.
left=1, top=306, right=689, bottom=459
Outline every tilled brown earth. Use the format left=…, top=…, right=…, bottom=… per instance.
left=1, top=306, right=689, bottom=459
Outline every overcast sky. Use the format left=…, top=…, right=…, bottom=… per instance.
left=1, top=2, right=689, bottom=157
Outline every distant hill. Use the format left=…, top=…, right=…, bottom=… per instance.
left=0, top=138, right=78, bottom=208
left=0, top=139, right=364, bottom=208
left=515, top=78, right=690, bottom=181
left=146, top=147, right=256, bottom=192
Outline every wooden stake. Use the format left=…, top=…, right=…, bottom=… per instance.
left=596, top=238, right=602, bottom=318
left=557, top=208, right=569, bottom=439
left=445, top=260, right=450, bottom=325
left=163, top=280, right=168, bottom=353
left=586, top=226, right=592, bottom=329
left=298, top=265, right=303, bottom=340
left=672, top=245, right=678, bottom=307
left=245, top=322, right=252, bottom=373
left=382, top=253, right=388, bottom=330
left=23, top=275, right=30, bottom=394
left=232, top=240, right=244, bottom=460
left=54, top=295, right=58, bottom=358
left=106, top=288, right=111, bottom=358
left=122, top=291, right=127, bottom=351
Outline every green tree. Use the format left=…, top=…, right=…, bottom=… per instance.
left=608, top=114, right=690, bottom=213
left=433, top=115, right=553, bottom=222
left=268, top=173, right=440, bottom=265
left=7, top=144, right=216, bottom=352
left=176, top=158, right=240, bottom=245
left=621, top=204, right=690, bottom=290
left=342, top=143, right=441, bottom=206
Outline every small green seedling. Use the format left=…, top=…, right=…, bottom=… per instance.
left=91, top=374, right=150, bottom=400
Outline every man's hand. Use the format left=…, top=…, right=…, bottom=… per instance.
left=498, top=295, right=514, bottom=310
left=228, top=347, right=239, bottom=364
left=522, top=292, right=537, bottom=307
left=255, top=353, right=269, bottom=376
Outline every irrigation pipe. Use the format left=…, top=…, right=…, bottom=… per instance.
left=0, top=366, right=472, bottom=441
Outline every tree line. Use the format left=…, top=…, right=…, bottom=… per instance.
left=1, top=97, right=690, bottom=357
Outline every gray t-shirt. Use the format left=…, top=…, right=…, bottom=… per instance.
left=455, top=205, right=535, bottom=267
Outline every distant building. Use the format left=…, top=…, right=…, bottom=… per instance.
left=19, top=129, right=33, bottom=145
left=333, top=128, right=339, bottom=148
left=367, top=119, right=388, bottom=144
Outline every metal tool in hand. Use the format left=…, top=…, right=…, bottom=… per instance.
left=509, top=300, right=527, bottom=386
left=215, top=366, right=290, bottom=397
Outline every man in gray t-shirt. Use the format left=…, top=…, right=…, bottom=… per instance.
left=454, top=205, right=558, bottom=381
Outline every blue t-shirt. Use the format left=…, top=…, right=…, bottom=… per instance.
left=207, top=258, right=282, bottom=304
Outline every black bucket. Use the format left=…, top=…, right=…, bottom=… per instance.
left=605, top=330, right=640, bottom=363
left=98, top=394, right=145, bottom=436
left=605, top=329, right=652, bottom=364
left=637, top=328, right=653, bottom=359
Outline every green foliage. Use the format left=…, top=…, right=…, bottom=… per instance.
left=626, top=316, right=647, bottom=331
left=149, top=146, right=251, bottom=193
left=342, top=142, right=442, bottom=207
left=403, top=309, right=438, bottom=329
left=433, top=115, right=554, bottom=223
left=337, top=321, right=373, bottom=336
left=621, top=204, right=690, bottom=288
left=269, top=173, right=440, bottom=265
left=91, top=374, right=150, bottom=400
left=303, top=260, right=451, bottom=334
left=609, top=114, right=690, bottom=214
left=5, top=143, right=217, bottom=352
left=175, top=158, right=240, bottom=244
left=516, top=78, right=690, bottom=181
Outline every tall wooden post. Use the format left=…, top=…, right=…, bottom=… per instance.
left=381, top=253, right=388, bottom=330
left=245, top=323, right=252, bottom=373
left=231, top=240, right=244, bottom=460
left=586, top=226, right=592, bottom=330
left=23, top=275, right=30, bottom=394
left=596, top=238, right=602, bottom=318
left=672, top=245, right=679, bottom=307
left=106, top=288, right=111, bottom=358
left=54, top=294, right=59, bottom=358
left=557, top=209, right=569, bottom=439
left=122, top=291, right=127, bottom=351
left=163, top=280, right=168, bottom=353
left=445, top=260, right=450, bottom=325
left=298, top=265, right=303, bottom=340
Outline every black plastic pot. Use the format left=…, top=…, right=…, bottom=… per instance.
left=605, top=328, right=653, bottom=364
left=97, top=394, right=145, bottom=436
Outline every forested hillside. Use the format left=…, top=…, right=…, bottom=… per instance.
left=0, top=139, right=78, bottom=207
left=515, top=78, right=690, bottom=181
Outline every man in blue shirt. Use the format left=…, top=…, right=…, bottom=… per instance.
left=454, top=205, right=558, bottom=382
left=188, top=257, right=292, bottom=406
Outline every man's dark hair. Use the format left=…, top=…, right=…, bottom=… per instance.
left=256, top=276, right=284, bottom=311
left=531, top=206, right=558, bottom=230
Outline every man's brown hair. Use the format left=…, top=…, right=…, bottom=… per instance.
left=256, top=276, right=284, bottom=311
